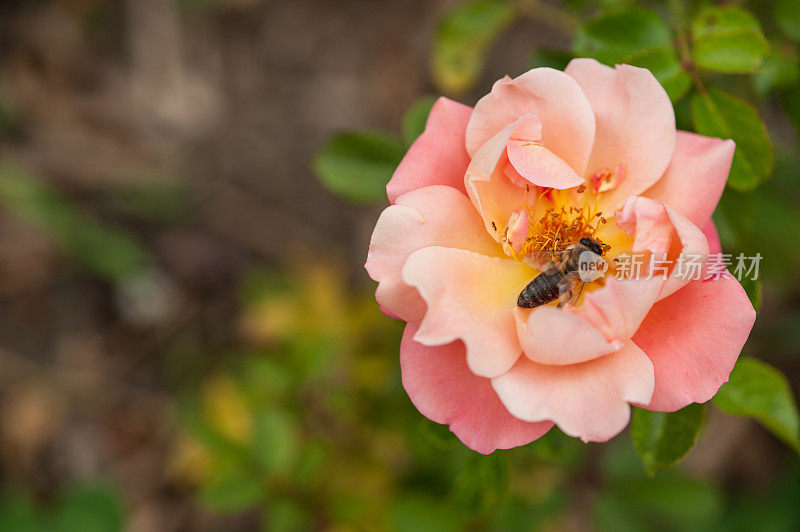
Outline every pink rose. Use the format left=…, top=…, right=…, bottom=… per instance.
left=365, top=59, right=756, bottom=454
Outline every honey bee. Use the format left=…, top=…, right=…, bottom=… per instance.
left=517, top=237, right=605, bottom=309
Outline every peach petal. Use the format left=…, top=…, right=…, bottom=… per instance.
left=466, top=68, right=596, bottom=175
left=565, top=59, right=676, bottom=212
left=465, top=114, right=541, bottom=241
left=633, top=274, right=755, bottom=412
left=514, top=306, right=623, bottom=366
left=492, top=342, right=654, bottom=442
left=400, top=323, right=553, bottom=454
left=386, top=97, right=473, bottom=203
left=402, top=246, right=531, bottom=378
left=365, top=186, right=499, bottom=323
left=576, top=275, right=664, bottom=345
left=506, top=141, right=585, bottom=189
left=644, top=131, right=735, bottom=228
left=615, top=196, right=710, bottom=300
left=502, top=209, right=531, bottom=255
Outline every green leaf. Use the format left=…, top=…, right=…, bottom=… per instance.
left=753, top=49, right=799, bottom=96
left=775, top=0, right=800, bottom=41
left=312, top=131, right=404, bottom=204
left=631, top=403, right=706, bottom=475
left=251, top=408, right=298, bottom=475
left=0, top=163, right=152, bottom=283
left=714, top=357, right=800, bottom=454
left=51, top=483, right=125, bottom=532
left=574, top=8, right=689, bottom=102
left=575, top=8, right=672, bottom=64
left=431, top=0, right=516, bottom=95
left=0, top=493, right=40, bottom=532
left=691, top=6, right=768, bottom=73
left=198, top=463, right=262, bottom=514
left=401, top=96, right=437, bottom=146
left=691, top=88, right=773, bottom=191
left=389, top=495, right=463, bottom=532
left=530, top=48, right=573, bottom=70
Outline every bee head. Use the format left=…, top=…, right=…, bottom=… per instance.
left=579, top=237, right=603, bottom=256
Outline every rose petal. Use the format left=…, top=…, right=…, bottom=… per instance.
left=633, top=274, right=756, bottom=412
left=466, top=68, right=596, bottom=175
left=506, top=140, right=585, bottom=189
left=515, top=306, right=623, bottom=366
left=400, top=323, right=553, bottom=455
left=366, top=186, right=500, bottom=323
left=492, top=342, right=654, bottom=442
left=576, top=275, right=664, bottom=346
left=703, top=220, right=722, bottom=254
left=465, top=114, right=540, bottom=240
left=615, top=196, right=710, bottom=301
left=644, top=131, right=735, bottom=228
left=565, top=59, right=676, bottom=212
left=387, top=97, right=473, bottom=203
left=402, top=246, right=531, bottom=378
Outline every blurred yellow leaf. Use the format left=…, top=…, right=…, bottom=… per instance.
left=202, top=375, right=252, bottom=445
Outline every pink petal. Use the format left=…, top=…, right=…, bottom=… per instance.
left=402, top=246, right=531, bottom=378
left=633, top=274, right=756, bottom=412
left=466, top=68, right=596, bottom=174
left=576, top=275, right=664, bottom=346
left=365, top=186, right=500, bottom=324
left=565, top=59, right=676, bottom=212
left=644, top=131, right=735, bottom=228
left=400, top=323, right=553, bottom=455
left=616, top=196, right=710, bottom=301
left=386, top=97, right=473, bottom=203
left=506, top=140, right=585, bottom=189
left=703, top=220, right=722, bottom=254
left=491, top=342, right=654, bottom=442
left=515, top=306, right=623, bottom=366
left=465, top=115, right=541, bottom=241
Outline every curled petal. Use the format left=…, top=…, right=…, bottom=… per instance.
left=515, top=306, right=623, bottom=366
left=402, top=247, right=530, bottom=378
left=466, top=68, right=596, bottom=175
left=703, top=220, right=722, bottom=254
left=633, top=274, right=755, bottom=412
left=365, top=186, right=499, bottom=323
left=492, top=342, right=654, bottom=442
left=506, top=141, right=585, bottom=189
left=576, top=275, right=664, bottom=346
left=387, top=97, right=473, bottom=203
left=616, top=196, right=710, bottom=301
left=400, top=323, right=552, bottom=455
left=565, top=59, right=676, bottom=212
left=465, top=115, right=540, bottom=241
left=644, top=131, right=735, bottom=229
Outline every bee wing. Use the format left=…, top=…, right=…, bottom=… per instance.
left=526, top=248, right=573, bottom=270
left=556, top=272, right=585, bottom=308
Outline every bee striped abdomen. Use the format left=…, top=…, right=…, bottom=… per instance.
left=517, top=270, right=564, bottom=308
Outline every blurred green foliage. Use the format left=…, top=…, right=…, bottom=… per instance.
left=0, top=163, right=152, bottom=284
left=714, top=357, right=800, bottom=454
left=631, top=403, right=706, bottom=476
left=0, top=482, right=125, bottom=532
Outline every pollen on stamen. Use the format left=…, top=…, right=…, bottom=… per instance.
left=514, top=192, right=610, bottom=259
